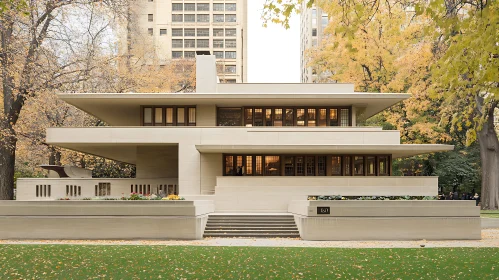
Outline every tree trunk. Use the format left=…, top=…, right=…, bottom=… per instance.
left=477, top=107, right=499, bottom=210
left=0, top=129, right=16, bottom=200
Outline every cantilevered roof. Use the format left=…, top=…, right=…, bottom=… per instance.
left=58, top=92, right=410, bottom=126
left=195, top=144, right=454, bottom=159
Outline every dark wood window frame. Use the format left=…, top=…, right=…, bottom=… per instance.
left=223, top=154, right=392, bottom=176
left=216, top=106, right=353, bottom=127
left=141, top=106, right=196, bottom=126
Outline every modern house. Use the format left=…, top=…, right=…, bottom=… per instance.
left=16, top=55, right=454, bottom=213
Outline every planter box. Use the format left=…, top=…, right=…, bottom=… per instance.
left=0, top=200, right=214, bottom=240
left=288, top=200, right=481, bottom=241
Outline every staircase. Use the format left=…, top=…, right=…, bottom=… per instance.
left=203, top=214, right=300, bottom=238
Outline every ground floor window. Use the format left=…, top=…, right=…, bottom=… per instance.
left=223, top=154, right=392, bottom=176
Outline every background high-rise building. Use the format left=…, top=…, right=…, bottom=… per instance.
left=129, top=0, right=248, bottom=83
left=300, top=3, right=329, bottom=83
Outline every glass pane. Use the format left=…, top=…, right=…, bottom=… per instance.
left=284, top=156, right=295, bottom=176
left=306, top=156, right=315, bottom=176
left=318, top=156, right=326, bottom=176
left=379, top=156, right=389, bottom=175
left=225, top=156, right=234, bottom=175
left=330, top=109, right=338, bottom=126
left=236, top=156, right=243, bottom=175
left=254, top=108, right=263, bottom=126
left=184, top=28, right=195, bottom=36
left=255, top=156, right=263, bottom=175
left=265, top=156, right=280, bottom=176
left=341, top=109, right=350, bottom=126
left=367, top=156, right=376, bottom=175
left=245, top=108, right=253, bottom=126
left=265, top=109, right=272, bottom=126
left=285, top=109, right=294, bottom=126
left=245, top=156, right=253, bottom=175
left=318, top=109, right=327, bottom=126
left=345, top=156, right=351, bottom=175
left=331, top=156, right=342, bottom=175
left=274, top=109, right=282, bottom=126
left=188, top=108, right=196, bottom=124
left=308, top=109, right=316, bottom=126
left=296, top=157, right=304, bottom=176
left=166, top=108, right=173, bottom=124
left=177, top=108, right=185, bottom=124
left=218, top=108, right=242, bottom=126
left=354, top=156, right=364, bottom=175
left=155, top=108, right=162, bottom=124
left=297, top=109, right=305, bottom=126
left=143, top=108, right=152, bottom=124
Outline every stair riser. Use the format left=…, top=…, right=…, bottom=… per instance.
left=204, top=234, right=300, bottom=238
left=206, top=227, right=298, bottom=230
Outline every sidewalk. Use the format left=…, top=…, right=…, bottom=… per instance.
left=1, top=229, right=498, bottom=248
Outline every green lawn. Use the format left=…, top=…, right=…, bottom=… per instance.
left=481, top=210, right=499, bottom=218
left=1, top=245, right=498, bottom=279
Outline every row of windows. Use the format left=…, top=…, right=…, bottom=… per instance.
left=172, top=51, right=236, bottom=59
left=217, top=107, right=351, bottom=127
left=172, top=3, right=236, bottom=11
left=224, top=155, right=391, bottom=177
left=172, top=28, right=236, bottom=37
left=171, top=14, right=236, bottom=23
left=172, top=39, right=236, bottom=48
left=143, top=106, right=196, bottom=126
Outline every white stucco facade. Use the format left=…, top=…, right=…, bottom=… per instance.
left=16, top=56, right=454, bottom=213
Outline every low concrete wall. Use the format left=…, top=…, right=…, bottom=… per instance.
left=482, top=218, right=499, bottom=229
left=0, top=201, right=214, bottom=240
left=289, top=200, right=481, bottom=240
left=215, top=177, right=438, bottom=212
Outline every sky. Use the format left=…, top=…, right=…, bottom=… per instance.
left=246, top=0, right=301, bottom=83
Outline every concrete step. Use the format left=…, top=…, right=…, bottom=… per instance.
left=206, top=227, right=298, bottom=231
left=205, top=229, right=299, bottom=233
left=204, top=233, right=301, bottom=238
left=207, top=221, right=296, bottom=224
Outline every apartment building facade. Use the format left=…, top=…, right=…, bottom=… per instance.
left=300, top=3, right=329, bottom=83
left=132, top=0, right=248, bottom=83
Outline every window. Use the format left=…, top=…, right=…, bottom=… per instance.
left=322, top=15, right=329, bottom=28
left=197, top=39, right=209, bottom=48
left=184, top=28, right=195, bottom=36
left=285, top=109, right=294, bottom=126
left=225, top=28, right=236, bottom=36
left=172, top=51, right=183, bottom=58
left=155, top=108, right=163, bottom=124
left=160, top=29, right=167, bottom=36
left=197, top=28, right=209, bottom=36
left=244, top=108, right=253, bottom=126
left=184, top=14, right=195, bottom=22
left=172, top=14, right=183, bottom=22
left=297, top=109, right=305, bottom=126
left=225, top=39, right=236, bottom=48
left=213, top=28, right=224, bottom=36
left=274, top=109, right=282, bottom=126
left=213, top=3, right=224, bottom=11
left=354, top=156, right=364, bottom=175
left=226, top=3, right=236, bottom=11
left=218, top=108, right=242, bottom=126
left=197, top=3, right=209, bottom=11
left=197, top=14, right=209, bottom=22
left=225, top=14, right=236, bottom=22
left=184, top=39, right=195, bottom=48
left=312, top=28, right=317, bottom=36
left=214, top=14, right=224, bottom=22
left=225, top=65, right=236, bottom=73
left=172, top=3, right=183, bottom=11
left=254, top=108, right=263, bottom=126
left=188, top=107, right=196, bottom=125
left=246, top=156, right=253, bottom=175
left=148, top=14, right=153, bottom=22
left=166, top=108, right=173, bottom=125
left=172, top=28, right=183, bottom=36
left=184, top=3, right=195, bottom=11
left=367, top=156, right=376, bottom=175
left=306, top=156, right=315, bottom=176
left=214, top=51, right=224, bottom=59
left=148, top=28, right=153, bottom=35
left=284, top=156, right=295, bottom=176
left=143, top=107, right=152, bottom=124
left=340, top=109, right=350, bottom=126
left=265, top=156, right=280, bottom=176
left=379, top=156, right=390, bottom=175
left=177, top=108, right=185, bottom=125
left=345, top=156, right=352, bottom=176
left=329, top=109, right=338, bottom=126
left=318, top=109, right=327, bottom=126
left=331, top=156, right=342, bottom=175
left=307, top=108, right=316, bottom=126
left=213, top=39, right=224, bottom=48
left=265, top=109, right=272, bottom=126
left=318, top=156, right=327, bottom=176
left=184, top=51, right=195, bottom=58
left=225, top=156, right=234, bottom=175
left=225, top=51, right=236, bottom=59
left=172, top=39, right=183, bottom=48
left=255, top=156, right=263, bottom=176
left=296, top=156, right=304, bottom=176
left=95, top=183, right=111, bottom=196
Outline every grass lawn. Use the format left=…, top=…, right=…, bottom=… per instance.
left=481, top=210, right=499, bottom=218
left=1, top=245, right=498, bottom=279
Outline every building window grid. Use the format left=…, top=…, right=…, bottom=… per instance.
left=241, top=107, right=351, bottom=127
left=142, top=106, right=196, bottom=126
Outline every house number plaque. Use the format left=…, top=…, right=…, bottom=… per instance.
left=317, top=207, right=330, bottom=215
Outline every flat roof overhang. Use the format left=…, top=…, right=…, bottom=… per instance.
left=195, top=144, right=455, bottom=159
left=58, top=93, right=410, bottom=126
